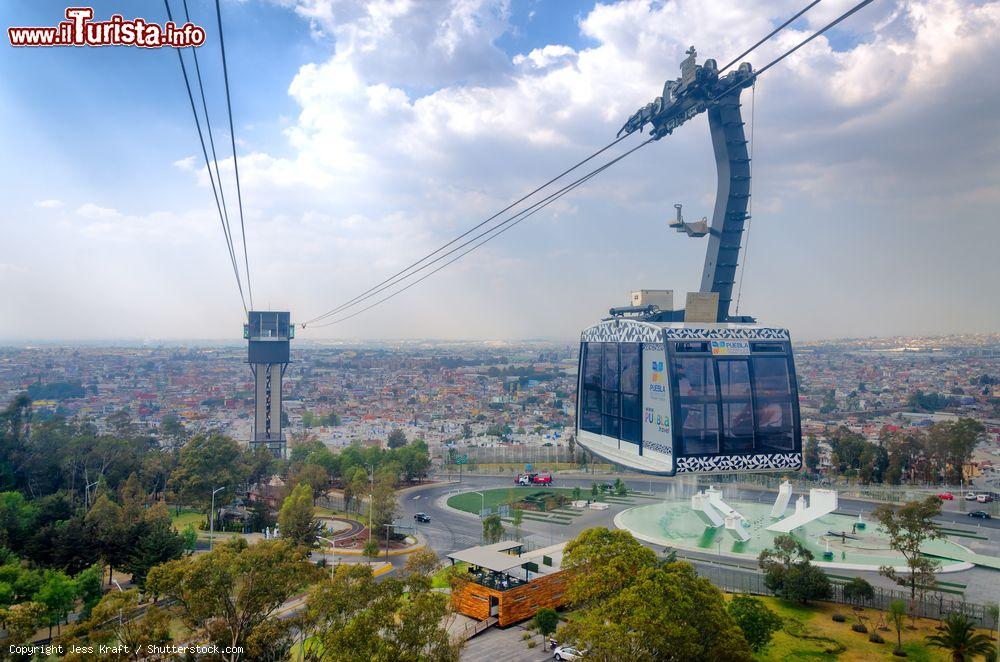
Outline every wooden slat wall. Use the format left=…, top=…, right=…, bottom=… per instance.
left=451, top=580, right=500, bottom=621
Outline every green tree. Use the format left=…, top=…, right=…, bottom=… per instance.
left=387, top=428, right=407, bottom=449
left=534, top=607, right=559, bottom=645
left=804, top=434, right=821, bottom=473
left=614, top=477, right=627, bottom=496
left=512, top=508, right=523, bottom=536
left=889, top=600, right=907, bottom=654
left=572, top=486, right=582, bottom=501
left=84, top=494, right=126, bottom=585
left=985, top=603, right=999, bottom=641
left=73, top=564, right=103, bottom=619
left=286, top=463, right=329, bottom=502
left=122, top=503, right=185, bottom=588
left=874, top=497, right=942, bottom=602
left=85, top=588, right=172, bottom=659
left=241, top=444, right=277, bottom=489
left=758, top=535, right=831, bottom=604
left=304, top=562, right=458, bottom=661
left=843, top=576, right=875, bottom=606
left=363, top=537, right=381, bottom=563
left=562, top=528, right=657, bottom=608
left=482, top=513, right=504, bottom=544
left=0, top=601, right=45, bottom=648
left=843, top=576, right=875, bottom=627
left=181, top=523, right=198, bottom=554
left=727, top=594, right=784, bottom=653
left=925, top=613, right=994, bottom=662
left=0, top=491, right=38, bottom=550
left=278, top=482, right=323, bottom=548
left=34, top=569, right=76, bottom=637
left=370, top=474, right=398, bottom=535
left=559, top=530, right=751, bottom=661
left=146, top=538, right=321, bottom=662
left=168, top=433, right=247, bottom=511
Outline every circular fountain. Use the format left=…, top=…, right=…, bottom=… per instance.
left=615, top=484, right=976, bottom=573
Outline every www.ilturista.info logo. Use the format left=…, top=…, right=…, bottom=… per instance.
left=8, top=7, right=206, bottom=48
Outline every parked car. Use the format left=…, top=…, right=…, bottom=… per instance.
left=553, top=645, right=587, bottom=661
left=965, top=492, right=978, bottom=501
left=968, top=511, right=991, bottom=519
left=976, top=494, right=994, bottom=503
left=936, top=492, right=954, bottom=500
left=414, top=512, right=431, bottom=523
left=599, top=482, right=615, bottom=491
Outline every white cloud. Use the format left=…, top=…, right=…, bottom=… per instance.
left=173, top=155, right=197, bottom=171
left=33, top=199, right=63, bottom=209
left=15, top=0, right=995, bottom=341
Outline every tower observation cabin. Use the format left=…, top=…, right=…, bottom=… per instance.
left=574, top=48, right=802, bottom=476
left=244, top=311, right=294, bottom=459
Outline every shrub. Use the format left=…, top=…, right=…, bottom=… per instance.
left=521, top=633, right=530, bottom=640
left=727, top=594, right=784, bottom=653
left=832, top=613, right=847, bottom=623
left=892, top=647, right=907, bottom=657
left=869, top=632, right=885, bottom=644
left=852, top=623, right=869, bottom=634
left=527, top=641, right=537, bottom=649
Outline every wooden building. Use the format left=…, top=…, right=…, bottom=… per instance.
left=447, top=541, right=569, bottom=627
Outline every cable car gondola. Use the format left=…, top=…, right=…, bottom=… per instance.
left=575, top=48, right=802, bottom=476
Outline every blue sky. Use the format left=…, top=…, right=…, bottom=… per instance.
left=1, top=0, right=998, bottom=341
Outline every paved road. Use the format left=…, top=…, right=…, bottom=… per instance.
left=397, top=474, right=1000, bottom=604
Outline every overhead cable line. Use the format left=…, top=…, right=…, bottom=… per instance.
left=718, top=0, right=822, bottom=73
left=302, top=0, right=831, bottom=328
left=180, top=0, right=239, bottom=289
left=712, top=0, right=877, bottom=102
left=305, top=0, right=878, bottom=328
left=307, top=138, right=648, bottom=327
left=299, top=133, right=634, bottom=326
left=214, top=0, right=253, bottom=309
left=163, top=0, right=247, bottom=314
left=308, top=138, right=657, bottom=327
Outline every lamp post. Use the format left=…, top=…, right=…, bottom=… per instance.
left=84, top=480, right=99, bottom=510
left=369, top=492, right=375, bottom=544
left=471, top=491, right=486, bottom=543
left=210, top=486, right=224, bottom=551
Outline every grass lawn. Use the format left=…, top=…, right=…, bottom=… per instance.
left=447, top=487, right=579, bottom=514
left=170, top=507, right=205, bottom=532
left=431, top=562, right=467, bottom=589
left=749, top=596, right=983, bottom=662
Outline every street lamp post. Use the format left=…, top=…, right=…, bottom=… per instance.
left=84, top=480, right=99, bottom=510
left=210, top=486, right=224, bottom=551
left=369, top=492, right=375, bottom=544
left=471, top=491, right=486, bottom=543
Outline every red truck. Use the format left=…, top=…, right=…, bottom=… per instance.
left=515, top=472, right=553, bottom=486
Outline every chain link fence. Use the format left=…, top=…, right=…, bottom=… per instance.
left=691, top=562, right=995, bottom=627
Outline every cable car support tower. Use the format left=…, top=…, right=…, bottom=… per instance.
left=616, top=46, right=755, bottom=324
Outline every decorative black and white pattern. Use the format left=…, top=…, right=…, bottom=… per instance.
left=675, top=452, right=801, bottom=474
left=661, top=327, right=790, bottom=340
left=581, top=320, right=663, bottom=343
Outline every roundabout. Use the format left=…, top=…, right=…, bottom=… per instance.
left=614, top=498, right=977, bottom=573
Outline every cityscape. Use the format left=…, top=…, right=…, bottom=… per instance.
left=3, top=0, right=1000, bottom=661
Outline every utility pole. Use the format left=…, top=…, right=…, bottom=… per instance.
left=383, top=522, right=393, bottom=562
